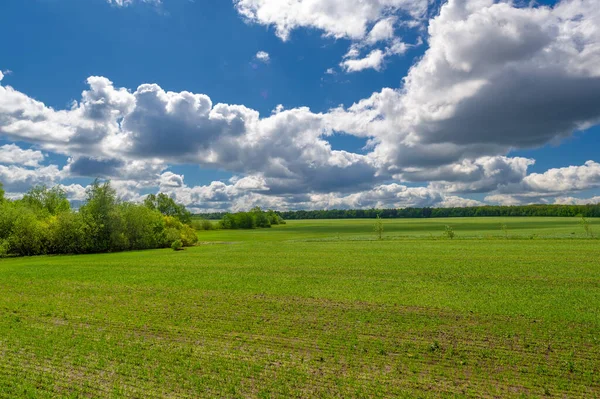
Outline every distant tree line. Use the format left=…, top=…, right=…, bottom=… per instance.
left=0, top=181, right=198, bottom=257
left=219, top=208, right=285, bottom=229
left=195, top=204, right=600, bottom=221
left=192, top=208, right=285, bottom=229
left=280, top=205, right=600, bottom=219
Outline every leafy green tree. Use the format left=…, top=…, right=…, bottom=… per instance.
left=79, top=180, right=119, bottom=252
left=22, top=185, right=70, bottom=216
left=0, top=181, right=5, bottom=203
left=48, top=212, right=92, bottom=254
left=119, top=203, right=166, bottom=250
left=8, top=209, right=48, bottom=256
left=234, top=212, right=257, bottom=229
left=218, top=214, right=235, bottom=229
left=266, top=210, right=285, bottom=225
left=251, top=207, right=271, bottom=228
left=144, top=193, right=192, bottom=224
left=0, top=201, right=19, bottom=240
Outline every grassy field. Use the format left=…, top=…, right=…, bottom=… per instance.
left=0, top=217, right=599, bottom=398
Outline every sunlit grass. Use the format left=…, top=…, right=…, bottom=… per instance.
left=0, top=218, right=598, bottom=397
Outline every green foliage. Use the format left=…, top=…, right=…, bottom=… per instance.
left=374, top=214, right=384, bottom=240
left=8, top=209, right=49, bottom=256
left=171, top=239, right=183, bottom=251
left=164, top=216, right=198, bottom=247
left=218, top=207, right=285, bottom=230
left=252, top=206, right=271, bottom=228
left=443, top=225, right=455, bottom=240
left=80, top=180, right=119, bottom=253
left=21, top=185, right=70, bottom=216
left=0, top=180, right=195, bottom=257
left=118, top=203, right=166, bottom=250
left=0, top=200, right=20, bottom=240
left=192, top=218, right=215, bottom=231
left=0, top=181, right=4, bottom=203
left=0, top=239, right=8, bottom=258
left=144, top=193, right=192, bottom=224
left=48, top=211, right=92, bottom=254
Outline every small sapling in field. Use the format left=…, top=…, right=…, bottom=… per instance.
left=443, top=225, right=455, bottom=240
left=500, top=223, right=509, bottom=239
left=374, top=215, right=384, bottom=240
left=579, top=215, right=594, bottom=238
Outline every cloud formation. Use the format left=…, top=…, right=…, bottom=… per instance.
left=332, top=0, right=600, bottom=170
left=106, top=0, right=160, bottom=6
left=255, top=51, right=270, bottom=63
left=1, top=0, right=600, bottom=210
left=234, top=0, right=428, bottom=41
left=0, top=144, right=45, bottom=167
left=235, top=0, right=425, bottom=72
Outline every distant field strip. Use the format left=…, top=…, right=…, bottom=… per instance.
left=0, top=218, right=599, bottom=398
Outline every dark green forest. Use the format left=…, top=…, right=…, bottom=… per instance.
left=193, top=208, right=285, bottom=230
left=197, top=204, right=600, bottom=221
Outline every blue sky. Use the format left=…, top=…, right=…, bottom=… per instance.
left=1, top=0, right=599, bottom=211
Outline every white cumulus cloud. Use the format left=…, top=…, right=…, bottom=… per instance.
left=255, top=51, right=270, bottom=63
left=0, top=144, right=45, bottom=167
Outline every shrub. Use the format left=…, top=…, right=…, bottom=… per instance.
left=119, top=204, right=166, bottom=250
left=79, top=180, right=119, bottom=253
left=171, top=240, right=183, bottom=251
left=201, top=219, right=214, bottom=230
left=0, top=239, right=9, bottom=258
left=443, top=225, right=455, bottom=240
left=48, top=212, right=92, bottom=254
left=144, top=193, right=192, bottom=225
left=0, top=201, right=20, bottom=240
left=192, top=219, right=214, bottom=231
left=180, top=225, right=199, bottom=247
left=22, top=185, right=70, bottom=216
left=0, top=179, right=197, bottom=257
left=252, top=207, right=271, bottom=228
left=8, top=210, right=48, bottom=256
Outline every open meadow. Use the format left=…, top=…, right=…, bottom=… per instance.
left=0, top=217, right=599, bottom=398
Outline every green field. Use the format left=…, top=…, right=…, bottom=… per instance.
left=1, top=218, right=599, bottom=398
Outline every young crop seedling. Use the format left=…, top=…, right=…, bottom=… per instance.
left=374, top=215, right=384, bottom=240
left=443, top=225, right=455, bottom=240
left=500, top=223, right=509, bottom=239
left=579, top=215, right=594, bottom=238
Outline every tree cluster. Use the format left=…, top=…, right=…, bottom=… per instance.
left=0, top=181, right=198, bottom=257
left=217, top=207, right=285, bottom=229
